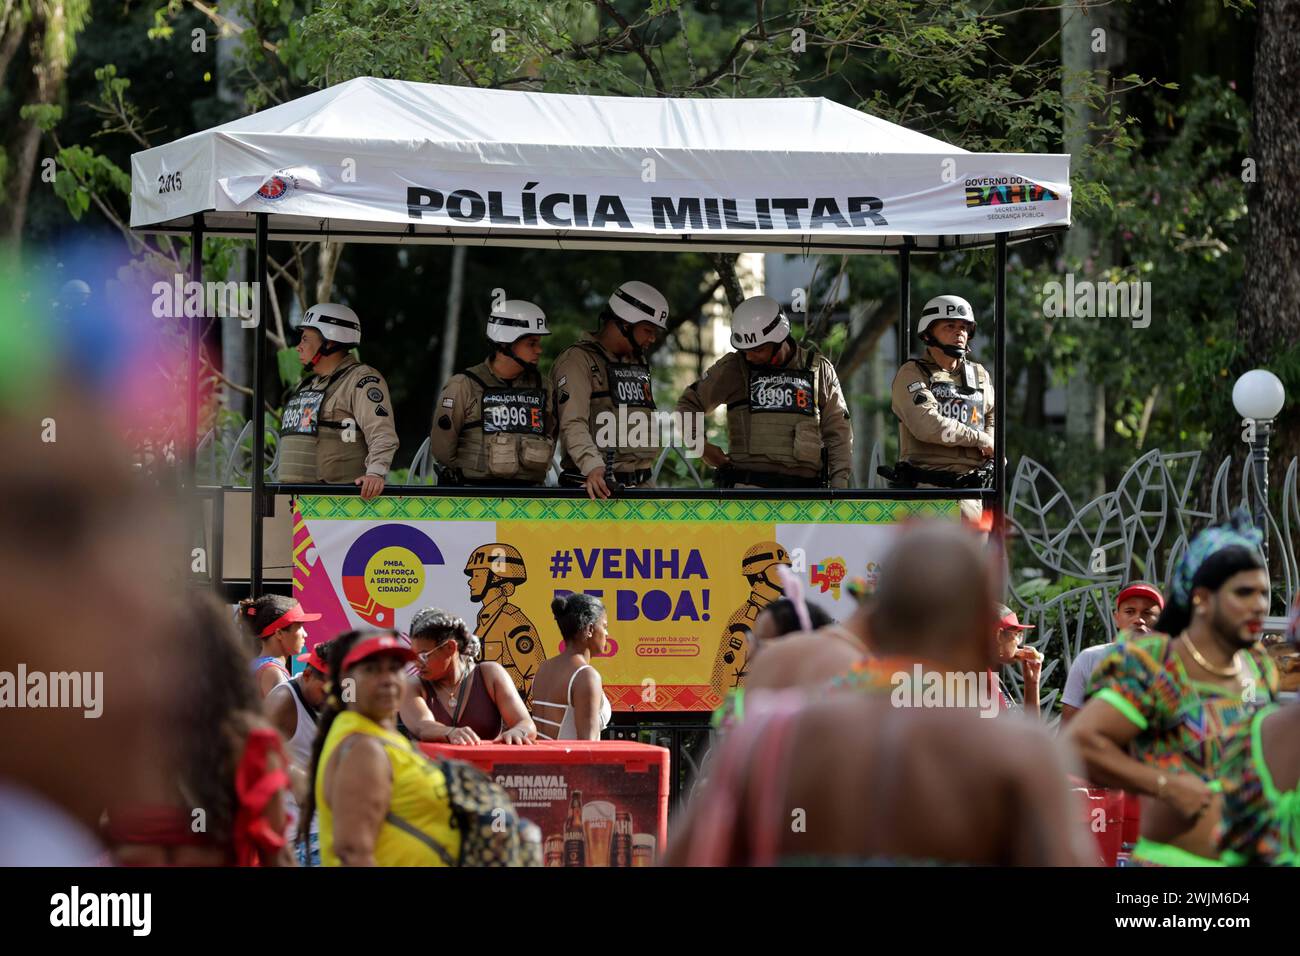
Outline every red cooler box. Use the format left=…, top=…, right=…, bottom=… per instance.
left=421, top=740, right=669, bottom=867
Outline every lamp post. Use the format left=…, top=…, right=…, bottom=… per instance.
left=1232, top=369, right=1286, bottom=559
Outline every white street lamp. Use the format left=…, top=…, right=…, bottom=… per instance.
left=1232, top=369, right=1286, bottom=556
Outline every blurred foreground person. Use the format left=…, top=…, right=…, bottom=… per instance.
left=669, top=522, right=1093, bottom=866
left=0, top=387, right=187, bottom=864
left=1067, top=512, right=1275, bottom=866
left=104, top=594, right=295, bottom=866
left=1218, top=597, right=1300, bottom=866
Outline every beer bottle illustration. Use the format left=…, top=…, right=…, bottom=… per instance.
left=563, top=790, right=585, bottom=867
left=612, top=811, right=633, bottom=867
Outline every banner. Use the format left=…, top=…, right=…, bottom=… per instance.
left=293, top=494, right=957, bottom=712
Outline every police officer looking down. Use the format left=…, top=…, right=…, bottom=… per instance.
left=278, top=304, right=398, bottom=501
left=882, top=295, right=995, bottom=523
left=552, top=281, right=669, bottom=500
left=430, top=300, right=556, bottom=487
left=677, top=295, right=853, bottom=489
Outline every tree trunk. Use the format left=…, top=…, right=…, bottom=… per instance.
left=438, top=245, right=467, bottom=389
left=5, top=0, right=72, bottom=243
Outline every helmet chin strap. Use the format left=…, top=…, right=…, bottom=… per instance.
left=922, top=332, right=969, bottom=360
left=615, top=319, right=647, bottom=362
left=497, top=343, right=538, bottom=374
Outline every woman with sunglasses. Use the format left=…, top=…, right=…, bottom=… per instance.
left=399, top=608, right=537, bottom=745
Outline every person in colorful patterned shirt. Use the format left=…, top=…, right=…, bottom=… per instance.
left=1217, top=594, right=1300, bottom=866
left=1066, top=511, right=1276, bottom=866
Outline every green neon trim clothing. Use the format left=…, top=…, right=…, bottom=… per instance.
left=1130, top=837, right=1225, bottom=868
left=1218, top=703, right=1300, bottom=866
left=1096, top=687, right=1148, bottom=731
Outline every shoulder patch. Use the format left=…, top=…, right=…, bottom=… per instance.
left=557, top=375, right=567, bottom=388
left=437, top=415, right=452, bottom=430
left=907, top=381, right=925, bottom=393
left=367, top=387, right=384, bottom=403
left=375, top=406, right=389, bottom=417
left=441, top=397, right=455, bottom=408
left=913, top=393, right=928, bottom=406
left=356, top=375, right=381, bottom=389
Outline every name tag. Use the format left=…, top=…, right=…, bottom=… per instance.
left=482, top=387, right=545, bottom=435
left=608, top=364, right=655, bottom=409
left=749, top=369, right=816, bottom=415
left=282, top=389, right=325, bottom=435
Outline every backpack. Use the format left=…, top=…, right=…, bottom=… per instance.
left=433, top=757, right=539, bottom=867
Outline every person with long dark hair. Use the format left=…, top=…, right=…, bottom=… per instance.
left=530, top=594, right=612, bottom=740
left=399, top=608, right=536, bottom=745
left=238, top=594, right=321, bottom=697
left=104, top=593, right=295, bottom=866
left=303, top=630, right=461, bottom=866
left=1067, top=511, right=1277, bottom=866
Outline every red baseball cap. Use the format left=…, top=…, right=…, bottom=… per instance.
left=340, top=634, right=417, bottom=672
left=996, top=603, right=1034, bottom=631
left=254, top=603, right=322, bottom=638
left=1116, top=583, right=1164, bottom=610
left=296, top=645, right=330, bottom=675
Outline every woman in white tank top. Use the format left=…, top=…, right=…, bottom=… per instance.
left=531, top=594, right=612, bottom=741
left=265, top=645, right=332, bottom=864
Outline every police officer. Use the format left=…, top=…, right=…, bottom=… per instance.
left=463, top=543, right=544, bottom=706
left=430, top=299, right=556, bottom=486
left=552, top=280, right=669, bottom=500
left=278, top=303, right=398, bottom=500
left=677, top=295, right=853, bottom=489
left=883, top=294, right=995, bottom=523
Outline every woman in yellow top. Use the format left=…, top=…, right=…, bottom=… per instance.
left=300, top=629, right=462, bottom=866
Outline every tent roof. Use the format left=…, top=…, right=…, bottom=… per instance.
left=130, top=76, right=1070, bottom=253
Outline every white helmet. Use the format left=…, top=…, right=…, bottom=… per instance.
left=730, top=295, right=790, bottom=350
left=607, top=281, right=670, bottom=330
left=917, top=295, right=976, bottom=336
left=488, top=299, right=550, bottom=344
left=301, top=302, right=361, bottom=345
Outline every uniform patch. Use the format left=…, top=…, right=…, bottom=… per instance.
left=356, top=375, right=380, bottom=389
left=375, top=405, right=389, bottom=417
left=913, top=393, right=928, bottom=406
left=437, top=415, right=452, bottom=430
left=441, top=397, right=455, bottom=408
left=907, top=381, right=925, bottom=393
left=557, top=376, right=567, bottom=388
left=367, top=387, right=384, bottom=403
left=559, top=391, right=569, bottom=405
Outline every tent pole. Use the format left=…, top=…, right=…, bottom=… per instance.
left=186, top=215, right=204, bottom=489
left=896, top=245, right=911, bottom=369
left=251, top=213, right=269, bottom=598
left=993, top=234, right=1008, bottom=539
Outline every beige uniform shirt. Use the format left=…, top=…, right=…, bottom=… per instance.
left=308, top=355, right=400, bottom=478
left=676, top=345, right=854, bottom=487
left=429, top=359, right=556, bottom=481
left=890, top=353, right=994, bottom=474
left=551, top=332, right=658, bottom=476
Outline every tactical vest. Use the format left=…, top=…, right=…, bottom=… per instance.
left=578, top=341, right=658, bottom=469
left=454, top=369, right=554, bottom=482
left=278, top=364, right=369, bottom=483
left=925, top=362, right=987, bottom=430
left=726, top=349, right=824, bottom=471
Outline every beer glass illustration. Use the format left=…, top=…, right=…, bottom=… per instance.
left=632, top=833, right=656, bottom=867
left=581, top=801, right=616, bottom=867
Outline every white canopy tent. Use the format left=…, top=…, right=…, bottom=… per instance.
left=130, top=76, right=1069, bottom=253
left=127, top=77, right=1072, bottom=595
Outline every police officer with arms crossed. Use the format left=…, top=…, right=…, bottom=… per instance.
left=552, top=280, right=669, bottom=500
left=430, top=299, right=556, bottom=487
left=677, top=295, right=853, bottom=489
left=882, top=294, right=994, bottom=523
left=278, top=303, right=398, bottom=500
